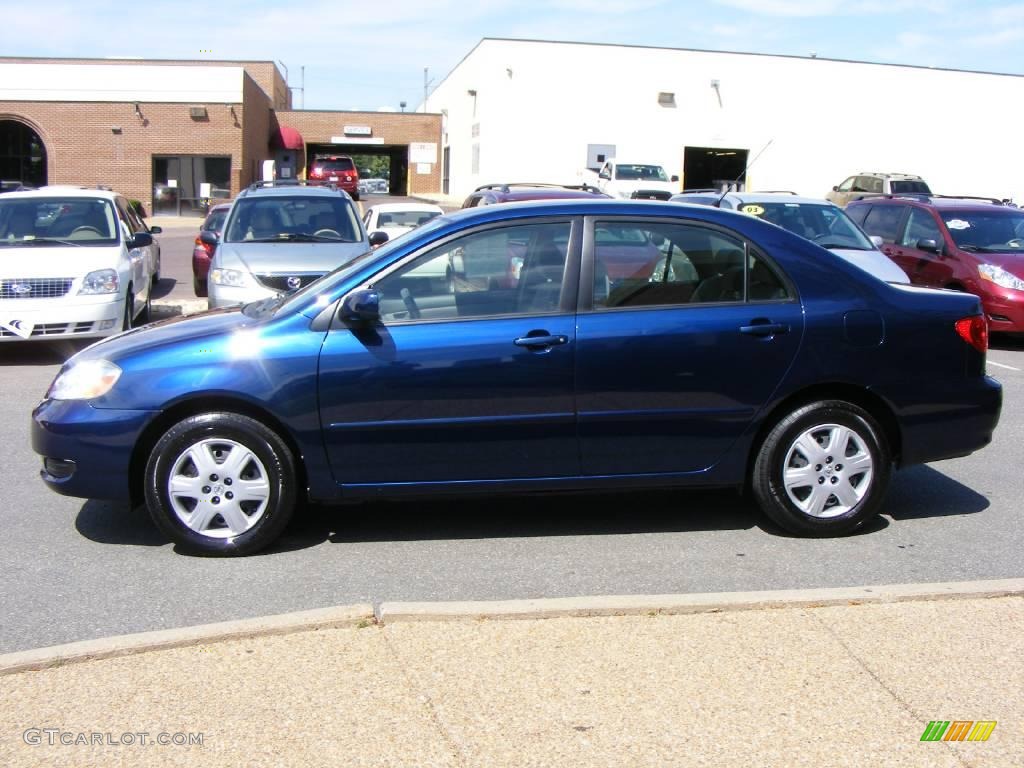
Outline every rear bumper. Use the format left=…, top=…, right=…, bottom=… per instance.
left=32, top=398, right=156, bottom=501
left=896, top=375, right=1002, bottom=466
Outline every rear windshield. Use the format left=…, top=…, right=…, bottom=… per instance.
left=0, top=197, right=119, bottom=246
left=224, top=196, right=363, bottom=243
left=314, top=158, right=355, bottom=172
left=890, top=180, right=931, bottom=194
left=203, top=209, right=229, bottom=232
left=736, top=201, right=874, bottom=250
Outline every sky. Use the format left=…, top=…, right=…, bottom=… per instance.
left=6, top=0, right=1024, bottom=111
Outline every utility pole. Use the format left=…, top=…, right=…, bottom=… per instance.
left=423, top=67, right=434, bottom=112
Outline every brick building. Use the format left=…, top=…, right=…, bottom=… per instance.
left=0, top=57, right=442, bottom=216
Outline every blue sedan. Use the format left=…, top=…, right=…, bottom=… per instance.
left=32, top=200, right=1002, bottom=555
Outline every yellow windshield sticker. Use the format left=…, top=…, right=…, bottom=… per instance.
left=740, top=204, right=765, bottom=216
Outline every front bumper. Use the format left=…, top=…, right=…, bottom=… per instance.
left=207, top=281, right=277, bottom=309
left=32, top=398, right=157, bottom=501
left=979, top=286, right=1024, bottom=332
left=1, top=295, right=124, bottom=341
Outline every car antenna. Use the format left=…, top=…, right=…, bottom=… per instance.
left=714, top=139, right=773, bottom=207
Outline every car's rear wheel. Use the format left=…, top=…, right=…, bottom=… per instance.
left=752, top=400, right=890, bottom=536
left=144, top=412, right=297, bottom=555
left=121, top=290, right=134, bottom=332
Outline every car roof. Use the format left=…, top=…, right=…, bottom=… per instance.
left=848, top=195, right=1017, bottom=212
left=724, top=192, right=837, bottom=207
left=369, top=202, right=444, bottom=213
left=239, top=183, right=349, bottom=198
left=855, top=172, right=926, bottom=180
left=1, top=185, right=121, bottom=200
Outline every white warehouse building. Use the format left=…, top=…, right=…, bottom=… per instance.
left=427, top=38, right=1024, bottom=203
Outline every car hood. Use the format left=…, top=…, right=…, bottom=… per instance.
left=966, top=250, right=1024, bottom=277
left=73, top=306, right=255, bottom=364
left=831, top=247, right=910, bottom=283
left=613, top=180, right=676, bottom=196
left=0, top=244, right=121, bottom=278
left=214, top=241, right=369, bottom=274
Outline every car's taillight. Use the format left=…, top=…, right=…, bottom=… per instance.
left=310, top=167, right=322, bottom=178
left=955, top=315, right=988, bottom=353
left=194, top=235, right=214, bottom=256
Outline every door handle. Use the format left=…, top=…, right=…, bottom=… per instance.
left=740, top=322, right=789, bottom=337
left=514, top=333, right=568, bottom=348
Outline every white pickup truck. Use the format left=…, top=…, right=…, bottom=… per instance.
left=586, top=159, right=680, bottom=201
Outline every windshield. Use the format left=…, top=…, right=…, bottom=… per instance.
left=257, top=214, right=452, bottom=319
left=941, top=210, right=1024, bottom=252
left=736, top=201, right=875, bottom=250
left=224, top=196, right=363, bottom=244
left=615, top=165, right=669, bottom=182
left=0, top=197, right=119, bottom=246
left=313, top=158, right=355, bottom=172
left=374, top=209, right=441, bottom=229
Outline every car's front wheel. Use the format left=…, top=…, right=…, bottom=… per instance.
left=144, top=412, right=297, bottom=555
left=752, top=400, right=891, bottom=536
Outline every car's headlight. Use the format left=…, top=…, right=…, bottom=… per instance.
left=978, top=264, right=1024, bottom=291
left=46, top=359, right=122, bottom=400
left=79, top=269, right=119, bottom=295
left=210, top=268, right=254, bottom=288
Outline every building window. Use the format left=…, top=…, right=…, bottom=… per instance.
left=152, top=156, right=231, bottom=217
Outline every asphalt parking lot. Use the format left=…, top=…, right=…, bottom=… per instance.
left=1, top=312, right=1021, bottom=653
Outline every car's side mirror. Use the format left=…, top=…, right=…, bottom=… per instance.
left=199, top=230, right=220, bottom=247
left=671, top=175, right=679, bottom=183
left=340, top=289, right=380, bottom=324
left=869, top=235, right=884, bottom=248
left=917, top=238, right=942, bottom=254
left=833, top=185, right=840, bottom=192
left=127, top=232, right=153, bottom=249
left=368, top=230, right=389, bottom=247
left=148, top=225, right=163, bottom=234
left=599, top=170, right=610, bottom=180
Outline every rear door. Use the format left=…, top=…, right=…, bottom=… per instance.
left=892, top=207, right=954, bottom=288
left=576, top=216, right=803, bottom=475
left=861, top=204, right=912, bottom=275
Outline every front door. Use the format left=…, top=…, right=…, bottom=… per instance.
left=576, top=217, right=803, bottom=475
left=318, top=219, right=581, bottom=486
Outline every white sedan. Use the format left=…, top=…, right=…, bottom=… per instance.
left=362, top=202, right=444, bottom=245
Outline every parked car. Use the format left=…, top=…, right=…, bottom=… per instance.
left=33, top=199, right=1000, bottom=555
left=192, top=203, right=232, bottom=297
left=363, top=202, right=444, bottom=244
left=461, top=183, right=609, bottom=208
left=1, top=186, right=159, bottom=340
left=671, top=191, right=908, bottom=283
left=827, top=173, right=931, bottom=208
left=205, top=181, right=370, bottom=309
left=307, top=155, right=360, bottom=200
left=0, top=180, right=33, bottom=194
left=586, top=159, right=680, bottom=200
left=848, top=195, right=1024, bottom=333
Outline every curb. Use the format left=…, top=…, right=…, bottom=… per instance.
left=151, top=298, right=207, bottom=319
left=377, top=579, right=1024, bottom=622
left=3, top=580, right=1021, bottom=676
left=0, top=604, right=373, bottom=676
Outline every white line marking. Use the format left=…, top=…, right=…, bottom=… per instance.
left=988, top=360, right=1021, bottom=371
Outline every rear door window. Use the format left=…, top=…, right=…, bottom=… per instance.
left=861, top=205, right=905, bottom=243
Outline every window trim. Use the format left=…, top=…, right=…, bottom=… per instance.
left=577, top=215, right=797, bottom=314
left=339, top=216, right=583, bottom=328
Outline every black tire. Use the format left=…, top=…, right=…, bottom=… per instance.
left=352, top=190, right=360, bottom=201
left=121, top=291, right=134, bottom=332
left=138, top=289, right=151, bottom=325
left=752, top=400, right=891, bottom=537
left=144, top=412, right=297, bottom=556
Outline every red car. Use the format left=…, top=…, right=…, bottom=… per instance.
left=848, top=195, right=1024, bottom=334
left=308, top=155, right=360, bottom=200
left=192, top=203, right=232, bottom=297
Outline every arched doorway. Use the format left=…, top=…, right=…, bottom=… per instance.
left=0, top=119, right=47, bottom=187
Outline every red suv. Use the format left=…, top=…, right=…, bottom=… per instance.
left=308, top=155, right=360, bottom=200
left=848, top=195, right=1024, bottom=333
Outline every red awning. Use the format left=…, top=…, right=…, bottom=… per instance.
left=270, top=125, right=304, bottom=151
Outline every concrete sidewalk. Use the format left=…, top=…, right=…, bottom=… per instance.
left=1, top=583, right=1020, bottom=767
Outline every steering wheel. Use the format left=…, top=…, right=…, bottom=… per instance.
left=399, top=288, right=421, bottom=319
left=70, top=226, right=103, bottom=236
left=313, top=228, right=340, bottom=239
